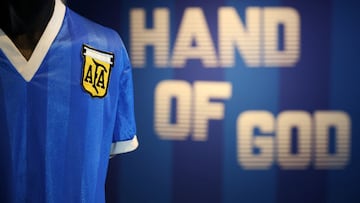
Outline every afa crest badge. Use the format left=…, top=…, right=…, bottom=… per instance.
left=81, top=44, right=114, bottom=98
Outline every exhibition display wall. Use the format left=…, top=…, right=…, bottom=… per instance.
left=69, top=0, right=360, bottom=202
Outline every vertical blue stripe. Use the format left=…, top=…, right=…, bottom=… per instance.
left=62, top=12, right=88, bottom=202
left=328, top=0, right=360, bottom=202
left=44, top=18, right=72, bottom=202
left=222, top=1, right=280, bottom=202
left=26, top=62, right=48, bottom=202
left=0, top=56, right=28, bottom=202
left=0, top=74, right=11, bottom=203
left=277, top=0, right=332, bottom=202
left=171, top=1, right=225, bottom=202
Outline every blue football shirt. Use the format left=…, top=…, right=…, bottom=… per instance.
left=0, top=0, right=138, bottom=202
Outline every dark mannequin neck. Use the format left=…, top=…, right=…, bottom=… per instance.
left=0, top=0, right=55, bottom=60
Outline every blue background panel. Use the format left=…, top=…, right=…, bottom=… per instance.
left=68, top=0, right=360, bottom=202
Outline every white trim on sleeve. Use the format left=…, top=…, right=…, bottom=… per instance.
left=110, top=135, right=138, bottom=155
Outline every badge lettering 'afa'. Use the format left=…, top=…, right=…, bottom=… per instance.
left=0, top=0, right=138, bottom=202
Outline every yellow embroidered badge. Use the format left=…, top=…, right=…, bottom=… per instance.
left=81, top=44, right=114, bottom=98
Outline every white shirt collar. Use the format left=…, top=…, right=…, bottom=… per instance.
left=0, top=0, right=66, bottom=82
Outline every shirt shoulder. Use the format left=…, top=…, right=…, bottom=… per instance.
left=60, top=7, right=130, bottom=71
left=63, top=7, right=125, bottom=52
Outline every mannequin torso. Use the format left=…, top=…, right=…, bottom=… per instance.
left=0, top=0, right=55, bottom=60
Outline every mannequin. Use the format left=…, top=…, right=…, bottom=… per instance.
left=0, top=0, right=55, bottom=60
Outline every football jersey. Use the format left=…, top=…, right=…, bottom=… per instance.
left=0, top=0, right=138, bottom=202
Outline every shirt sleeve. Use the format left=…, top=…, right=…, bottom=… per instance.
left=110, top=39, right=138, bottom=155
